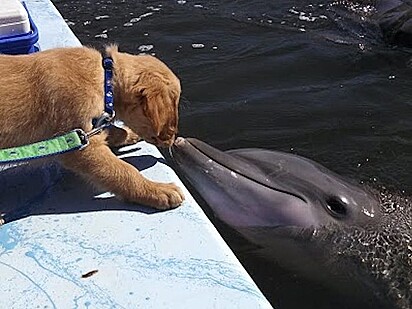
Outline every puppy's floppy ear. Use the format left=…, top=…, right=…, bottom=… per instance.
left=133, top=72, right=175, bottom=134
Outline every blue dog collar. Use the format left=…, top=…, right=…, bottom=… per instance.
left=92, top=56, right=115, bottom=129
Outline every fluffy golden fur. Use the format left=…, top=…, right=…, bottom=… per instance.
left=0, top=46, right=184, bottom=209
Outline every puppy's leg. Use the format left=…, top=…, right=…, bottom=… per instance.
left=107, top=126, right=141, bottom=148
left=60, top=137, right=184, bottom=209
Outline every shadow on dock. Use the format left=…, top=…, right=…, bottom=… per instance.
left=0, top=154, right=169, bottom=224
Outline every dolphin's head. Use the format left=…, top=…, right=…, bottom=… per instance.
left=171, top=137, right=380, bottom=229
left=171, top=137, right=412, bottom=308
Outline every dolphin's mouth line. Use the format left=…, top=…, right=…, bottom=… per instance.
left=185, top=139, right=308, bottom=204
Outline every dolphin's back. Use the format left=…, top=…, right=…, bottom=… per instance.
left=375, top=0, right=412, bottom=46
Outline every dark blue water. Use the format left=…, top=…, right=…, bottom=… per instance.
left=54, top=1, right=412, bottom=307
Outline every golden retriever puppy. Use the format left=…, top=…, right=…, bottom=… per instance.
left=0, top=45, right=184, bottom=210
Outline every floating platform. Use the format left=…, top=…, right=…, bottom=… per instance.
left=0, top=1, right=273, bottom=308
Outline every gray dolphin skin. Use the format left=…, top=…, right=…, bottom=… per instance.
left=171, top=137, right=411, bottom=309
left=171, top=137, right=380, bottom=229
left=375, top=0, right=412, bottom=46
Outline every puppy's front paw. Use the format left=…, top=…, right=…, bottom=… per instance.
left=123, top=129, right=141, bottom=145
left=146, top=182, right=185, bottom=210
left=107, top=126, right=141, bottom=147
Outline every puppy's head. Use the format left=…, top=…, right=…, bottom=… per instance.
left=109, top=46, right=181, bottom=148
left=130, top=69, right=181, bottom=148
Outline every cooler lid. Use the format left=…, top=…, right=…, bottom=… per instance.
left=0, top=0, right=28, bottom=25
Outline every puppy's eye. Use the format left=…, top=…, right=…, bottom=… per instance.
left=139, top=95, right=147, bottom=106
left=135, top=87, right=146, bottom=98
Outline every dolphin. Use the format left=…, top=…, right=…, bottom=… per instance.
left=375, top=0, right=412, bottom=46
left=170, top=137, right=411, bottom=309
left=171, top=137, right=380, bottom=229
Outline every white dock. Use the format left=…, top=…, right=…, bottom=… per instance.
left=0, top=1, right=273, bottom=308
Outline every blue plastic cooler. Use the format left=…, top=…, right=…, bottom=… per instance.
left=0, top=2, right=38, bottom=54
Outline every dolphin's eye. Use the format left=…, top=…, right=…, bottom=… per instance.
left=326, top=196, right=347, bottom=218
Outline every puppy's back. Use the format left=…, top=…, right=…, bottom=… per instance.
left=0, top=47, right=102, bottom=148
